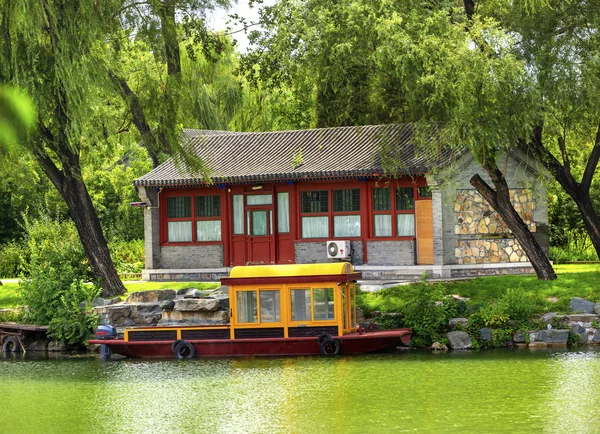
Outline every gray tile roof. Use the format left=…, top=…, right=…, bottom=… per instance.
left=134, top=124, right=460, bottom=187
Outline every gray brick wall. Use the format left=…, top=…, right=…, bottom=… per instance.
left=160, top=245, right=224, bottom=269
left=138, top=187, right=161, bottom=269
left=366, top=240, right=415, bottom=265
left=295, top=241, right=364, bottom=265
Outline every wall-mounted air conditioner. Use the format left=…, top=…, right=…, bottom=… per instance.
left=327, top=240, right=351, bottom=259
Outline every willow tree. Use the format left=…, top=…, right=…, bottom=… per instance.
left=246, top=0, right=557, bottom=279
left=0, top=0, right=231, bottom=296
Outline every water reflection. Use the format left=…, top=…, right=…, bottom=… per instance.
left=1, top=349, right=600, bottom=433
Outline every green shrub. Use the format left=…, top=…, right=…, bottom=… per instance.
left=110, top=239, right=144, bottom=274
left=18, top=215, right=98, bottom=345
left=401, top=282, right=450, bottom=347
left=550, top=246, right=598, bottom=263
left=20, top=265, right=100, bottom=344
left=0, top=309, right=23, bottom=323
left=0, top=241, right=27, bottom=278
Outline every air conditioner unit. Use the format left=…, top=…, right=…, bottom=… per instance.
left=327, top=240, right=351, bottom=259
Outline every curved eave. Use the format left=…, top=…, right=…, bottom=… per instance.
left=134, top=169, right=428, bottom=188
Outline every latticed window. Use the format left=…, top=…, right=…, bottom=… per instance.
left=165, top=194, right=222, bottom=243
left=333, top=189, right=360, bottom=212
left=418, top=186, right=432, bottom=198
left=396, top=187, right=414, bottom=210
left=301, top=190, right=328, bottom=213
left=167, top=197, right=191, bottom=218
left=373, top=188, right=391, bottom=211
left=196, top=196, right=220, bottom=217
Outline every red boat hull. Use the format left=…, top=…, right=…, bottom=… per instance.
left=89, top=329, right=411, bottom=358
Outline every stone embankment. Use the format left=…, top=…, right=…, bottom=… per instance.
left=439, top=297, right=600, bottom=350
left=93, top=287, right=230, bottom=329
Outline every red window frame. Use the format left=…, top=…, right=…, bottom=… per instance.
left=161, top=189, right=225, bottom=245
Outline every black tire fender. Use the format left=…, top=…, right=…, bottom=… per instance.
left=320, top=337, right=341, bottom=356
left=171, top=339, right=184, bottom=353
left=174, top=340, right=195, bottom=359
left=2, top=336, right=21, bottom=353
left=317, top=333, right=331, bottom=347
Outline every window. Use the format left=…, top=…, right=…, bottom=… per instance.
left=277, top=192, right=290, bottom=233
left=237, top=291, right=257, bottom=323
left=237, top=289, right=281, bottom=323
left=396, top=187, right=414, bottom=210
left=167, top=197, right=192, bottom=242
left=301, top=190, right=329, bottom=238
left=418, top=186, right=432, bottom=198
left=232, top=195, right=244, bottom=235
left=372, top=185, right=417, bottom=237
left=290, top=288, right=335, bottom=322
left=333, top=189, right=361, bottom=237
left=165, top=194, right=222, bottom=243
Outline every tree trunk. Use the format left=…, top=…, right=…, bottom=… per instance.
left=470, top=159, right=556, bottom=280
left=34, top=142, right=126, bottom=298
left=524, top=124, right=600, bottom=259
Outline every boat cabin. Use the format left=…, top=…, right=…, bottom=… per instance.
left=222, top=262, right=361, bottom=339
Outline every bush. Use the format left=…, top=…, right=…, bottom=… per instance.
left=0, top=241, right=26, bottom=277
left=18, top=215, right=99, bottom=344
left=401, top=282, right=450, bottom=347
left=110, top=239, right=144, bottom=274
left=20, top=265, right=100, bottom=345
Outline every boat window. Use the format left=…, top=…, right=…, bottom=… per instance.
left=291, top=288, right=335, bottom=322
left=237, top=291, right=257, bottom=323
left=260, top=290, right=280, bottom=322
left=313, top=288, right=335, bottom=320
left=342, top=288, right=348, bottom=329
left=291, top=289, right=311, bottom=321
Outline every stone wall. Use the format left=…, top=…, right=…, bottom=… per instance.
left=434, top=149, right=549, bottom=267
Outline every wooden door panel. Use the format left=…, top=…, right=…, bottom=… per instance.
left=416, top=200, right=434, bottom=265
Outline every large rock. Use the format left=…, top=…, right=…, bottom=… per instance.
left=538, top=329, right=569, bottom=344
left=566, top=313, right=598, bottom=323
left=480, top=328, right=493, bottom=342
left=592, top=331, right=600, bottom=344
left=97, top=304, right=132, bottom=326
left=446, top=331, right=472, bottom=349
left=595, top=304, right=600, bottom=315
left=570, top=324, right=586, bottom=343
left=174, top=298, right=221, bottom=312
left=160, top=309, right=229, bottom=324
left=570, top=297, right=596, bottom=314
left=448, top=318, right=468, bottom=328
left=541, top=313, right=564, bottom=324
left=129, top=303, right=163, bottom=326
left=126, top=290, right=176, bottom=304
left=513, top=332, right=527, bottom=343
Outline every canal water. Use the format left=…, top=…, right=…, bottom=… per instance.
left=1, top=348, right=600, bottom=433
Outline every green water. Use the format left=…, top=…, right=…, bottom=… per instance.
left=1, top=348, right=600, bottom=434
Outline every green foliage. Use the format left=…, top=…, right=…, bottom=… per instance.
left=401, top=282, right=451, bottom=347
left=21, top=214, right=91, bottom=280
left=0, top=87, right=36, bottom=152
left=110, top=239, right=144, bottom=274
left=0, top=241, right=26, bottom=278
left=0, top=308, right=23, bottom=323
left=20, top=266, right=100, bottom=344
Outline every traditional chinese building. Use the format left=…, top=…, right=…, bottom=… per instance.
left=134, top=125, right=548, bottom=281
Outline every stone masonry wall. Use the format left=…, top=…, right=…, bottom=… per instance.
left=454, top=189, right=535, bottom=264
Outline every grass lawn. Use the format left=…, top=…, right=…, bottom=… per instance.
left=358, top=263, right=600, bottom=315
left=0, top=282, right=21, bottom=309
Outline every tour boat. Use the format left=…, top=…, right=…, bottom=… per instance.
left=88, top=263, right=411, bottom=358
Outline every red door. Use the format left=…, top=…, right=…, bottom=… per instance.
left=246, top=207, right=274, bottom=264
